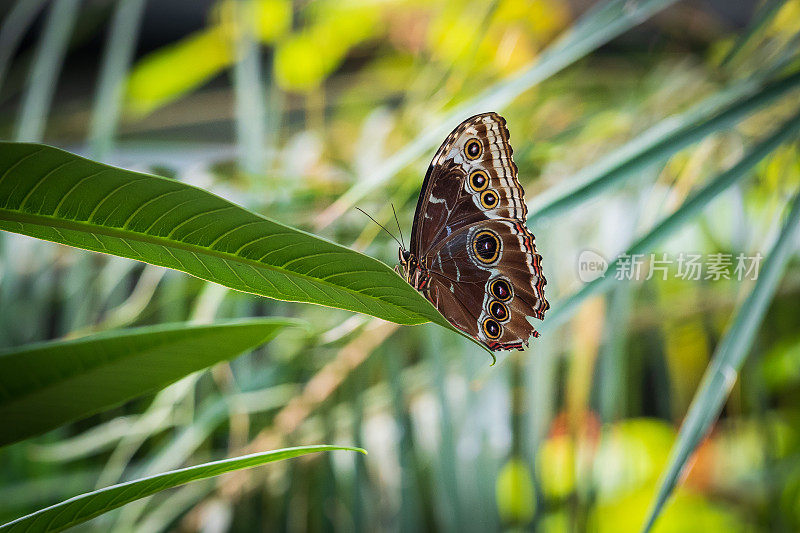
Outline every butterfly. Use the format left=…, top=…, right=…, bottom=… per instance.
left=398, top=112, right=549, bottom=352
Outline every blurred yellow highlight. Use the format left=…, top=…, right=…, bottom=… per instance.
left=126, top=0, right=292, bottom=116
left=126, top=27, right=233, bottom=117
left=274, top=3, right=380, bottom=91
left=496, top=456, right=536, bottom=524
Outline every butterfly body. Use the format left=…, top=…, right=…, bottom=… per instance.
left=399, top=112, right=549, bottom=352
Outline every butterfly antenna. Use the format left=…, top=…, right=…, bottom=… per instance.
left=391, top=203, right=406, bottom=250
left=355, top=207, right=403, bottom=248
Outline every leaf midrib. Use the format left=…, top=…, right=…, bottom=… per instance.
left=0, top=324, right=286, bottom=408
left=0, top=208, right=434, bottom=325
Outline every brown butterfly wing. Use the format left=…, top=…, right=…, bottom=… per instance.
left=410, top=112, right=528, bottom=258
left=410, top=112, right=548, bottom=351
left=425, top=219, right=547, bottom=349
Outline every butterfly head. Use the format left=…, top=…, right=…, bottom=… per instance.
left=398, top=249, right=428, bottom=290
left=398, top=248, right=413, bottom=277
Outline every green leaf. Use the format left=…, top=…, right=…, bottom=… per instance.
left=0, top=445, right=366, bottom=532
left=641, top=189, right=800, bottom=532
left=0, top=142, right=449, bottom=330
left=0, top=318, right=301, bottom=447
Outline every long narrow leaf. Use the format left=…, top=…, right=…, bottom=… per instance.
left=720, top=0, right=789, bottom=66
left=233, top=1, right=267, bottom=174
left=641, top=189, right=800, bottom=532
left=0, top=318, right=301, bottom=447
left=0, top=143, right=449, bottom=330
left=0, top=445, right=365, bottom=532
left=540, top=106, right=800, bottom=334
left=528, top=70, right=800, bottom=223
left=13, top=0, right=80, bottom=142
left=87, top=0, right=147, bottom=159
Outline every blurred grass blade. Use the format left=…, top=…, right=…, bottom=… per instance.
left=0, top=318, right=301, bottom=447
left=133, top=483, right=212, bottom=533
left=0, top=445, right=365, bottom=532
left=470, top=0, right=676, bottom=111
left=541, top=106, right=800, bottom=333
left=29, top=417, right=162, bottom=463
left=720, top=0, right=788, bottom=66
left=13, top=0, right=80, bottom=142
left=28, top=383, right=297, bottom=464
left=0, top=0, right=48, bottom=92
left=529, top=69, right=800, bottom=223
left=315, top=0, right=680, bottom=228
left=597, top=283, right=634, bottom=422
left=0, top=143, right=451, bottom=331
left=641, top=188, right=800, bottom=532
left=88, top=0, right=147, bottom=159
left=766, top=29, right=800, bottom=78
left=233, top=1, right=267, bottom=174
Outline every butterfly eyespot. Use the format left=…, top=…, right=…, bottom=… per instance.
left=480, top=190, right=499, bottom=209
left=469, top=170, right=489, bottom=192
left=472, top=230, right=501, bottom=264
left=465, top=139, right=482, bottom=160
left=482, top=318, right=502, bottom=339
left=489, top=278, right=513, bottom=301
left=489, top=301, right=509, bottom=322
